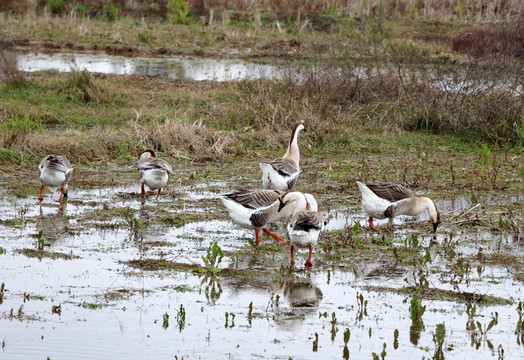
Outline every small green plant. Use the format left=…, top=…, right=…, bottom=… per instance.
left=34, top=230, right=46, bottom=251
left=343, top=328, right=350, bottom=359
left=356, top=292, right=368, bottom=321
left=372, top=343, right=387, bottom=360
left=516, top=302, right=524, bottom=345
left=330, top=312, right=338, bottom=341
left=167, top=0, right=190, bottom=24
left=176, top=304, right=186, bottom=331
left=393, top=329, right=399, bottom=349
left=162, top=312, right=169, bottom=328
left=468, top=310, right=498, bottom=349
left=432, top=322, right=446, bottom=360
left=51, top=304, right=61, bottom=315
left=201, top=241, right=224, bottom=273
left=409, top=294, right=425, bottom=345
left=138, top=31, right=153, bottom=44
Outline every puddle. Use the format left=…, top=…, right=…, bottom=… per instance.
left=16, top=52, right=522, bottom=96
left=17, top=52, right=283, bottom=82
left=1, top=179, right=523, bottom=359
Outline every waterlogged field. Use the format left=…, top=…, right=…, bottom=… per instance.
left=0, top=157, right=522, bottom=360
left=0, top=4, right=523, bottom=358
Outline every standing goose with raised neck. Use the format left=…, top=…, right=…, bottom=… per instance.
left=221, top=188, right=305, bottom=245
left=356, top=181, right=441, bottom=232
left=136, top=150, right=173, bottom=200
left=280, top=193, right=326, bottom=268
left=260, top=121, right=307, bottom=191
left=38, top=154, right=73, bottom=202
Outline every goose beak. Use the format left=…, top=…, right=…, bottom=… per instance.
left=432, top=221, right=440, bottom=233
left=278, top=198, right=285, bottom=212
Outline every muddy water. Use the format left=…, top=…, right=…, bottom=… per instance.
left=17, top=52, right=282, bottom=82
left=0, top=178, right=523, bottom=359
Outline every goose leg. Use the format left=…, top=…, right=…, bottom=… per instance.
left=304, top=245, right=313, bottom=268
left=141, top=181, right=146, bottom=197
left=368, top=217, right=379, bottom=231
left=255, top=228, right=261, bottom=245
left=58, top=187, right=64, bottom=202
left=38, top=185, right=44, bottom=202
left=388, top=218, right=394, bottom=231
left=290, top=245, right=295, bottom=266
left=263, top=228, right=286, bottom=242
left=156, top=188, right=162, bottom=200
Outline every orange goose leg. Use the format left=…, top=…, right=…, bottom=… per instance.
left=141, top=181, right=146, bottom=197
left=304, top=245, right=313, bottom=268
left=156, top=188, right=162, bottom=200
left=58, top=187, right=64, bottom=202
left=368, top=217, right=379, bottom=231
left=38, top=185, right=44, bottom=202
left=290, top=245, right=295, bottom=266
left=254, top=228, right=261, bottom=245
left=263, top=228, right=286, bottom=242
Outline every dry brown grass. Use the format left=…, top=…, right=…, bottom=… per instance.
left=129, top=118, right=236, bottom=161
left=451, top=24, right=524, bottom=58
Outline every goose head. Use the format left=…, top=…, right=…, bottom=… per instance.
left=278, top=190, right=307, bottom=213
left=139, top=149, right=157, bottom=160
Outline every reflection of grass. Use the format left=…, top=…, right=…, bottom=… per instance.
left=393, top=286, right=511, bottom=305
left=15, top=248, right=79, bottom=260
left=123, top=259, right=196, bottom=271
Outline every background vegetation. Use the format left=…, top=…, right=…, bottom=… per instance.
left=0, top=0, right=522, bottom=168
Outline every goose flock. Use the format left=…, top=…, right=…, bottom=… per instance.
left=37, top=121, right=441, bottom=268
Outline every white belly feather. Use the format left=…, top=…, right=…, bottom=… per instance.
left=260, top=163, right=296, bottom=190
left=40, top=168, right=67, bottom=188
left=142, top=169, right=168, bottom=190
left=357, top=181, right=391, bottom=219
left=288, top=226, right=321, bottom=248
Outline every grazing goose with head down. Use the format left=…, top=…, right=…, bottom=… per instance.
left=260, top=121, right=306, bottom=191
left=280, top=193, right=326, bottom=268
left=136, top=150, right=173, bottom=200
left=38, top=155, right=73, bottom=202
left=356, top=181, right=441, bottom=232
left=221, top=189, right=307, bottom=245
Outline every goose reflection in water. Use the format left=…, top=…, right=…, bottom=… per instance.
left=284, top=280, right=323, bottom=308
left=37, top=203, right=70, bottom=243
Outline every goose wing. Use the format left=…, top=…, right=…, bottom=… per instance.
left=223, top=188, right=282, bottom=209
left=366, top=183, right=412, bottom=202
left=290, top=211, right=326, bottom=232
left=41, top=155, right=72, bottom=174
left=136, top=158, right=173, bottom=174
left=265, top=158, right=299, bottom=177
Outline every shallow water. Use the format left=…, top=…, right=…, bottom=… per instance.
left=17, top=52, right=282, bottom=82
left=0, top=179, right=523, bottom=359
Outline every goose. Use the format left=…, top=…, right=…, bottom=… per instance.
left=260, top=121, right=306, bottom=191
left=38, top=155, right=73, bottom=202
left=356, top=181, right=441, bottom=232
left=136, top=150, right=173, bottom=200
left=221, top=189, right=306, bottom=245
left=280, top=193, right=326, bottom=268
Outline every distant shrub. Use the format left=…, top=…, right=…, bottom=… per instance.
left=44, top=0, right=63, bottom=14
left=60, top=71, right=104, bottom=104
left=103, top=4, right=119, bottom=21
left=167, top=0, right=190, bottom=24
left=451, top=24, right=524, bottom=58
